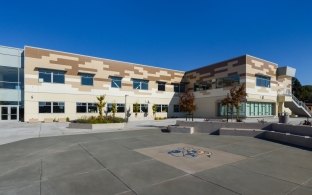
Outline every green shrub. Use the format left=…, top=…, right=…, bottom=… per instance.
left=75, top=116, right=125, bottom=124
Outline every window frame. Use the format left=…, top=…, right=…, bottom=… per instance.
left=173, top=83, right=185, bottom=93
left=39, top=101, right=65, bottom=113
left=157, top=82, right=166, bottom=91
left=155, top=104, right=168, bottom=112
left=80, top=73, right=94, bottom=86
left=132, top=104, right=149, bottom=113
left=107, top=103, right=125, bottom=113
left=256, top=75, right=271, bottom=88
left=38, top=69, right=65, bottom=84
left=76, top=102, right=98, bottom=113
left=132, top=79, right=149, bottom=90
left=111, top=76, right=122, bottom=88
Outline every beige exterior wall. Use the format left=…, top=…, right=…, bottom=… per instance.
left=23, top=46, right=185, bottom=122
left=23, top=46, right=294, bottom=121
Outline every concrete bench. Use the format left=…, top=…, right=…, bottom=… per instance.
left=219, top=127, right=266, bottom=137
left=168, top=125, right=194, bottom=134
left=265, top=131, right=312, bottom=149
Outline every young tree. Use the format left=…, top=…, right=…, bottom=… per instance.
left=133, top=102, right=140, bottom=117
left=179, top=90, right=196, bottom=121
left=96, top=95, right=106, bottom=118
left=221, top=83, right=247, bottom=122
left=152, top=104, right=157, bottom=118
left=111, top=102, right=117, bottom=118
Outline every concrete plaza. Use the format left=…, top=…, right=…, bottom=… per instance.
left=0, top=124, right=312, bottom=194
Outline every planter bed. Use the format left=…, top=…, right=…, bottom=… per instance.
left=68, top=122, right=125, bottom=130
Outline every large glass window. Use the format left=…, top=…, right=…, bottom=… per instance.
left=173, top=83, right=185, bottom=93
left=76, top=102, right=98, bottom=113
left=76, top=103, right=87, bottom=113
left=0, top=66, right=20, bottom=89
left=157, top=82, right=166, bottom=91
left=132, top=104, right=148, bottom=113
left=39, top=102, right=65, bottom=113
left=194, top=81, right=212, bottom=91
left=107, top=103, right=125, bottom=113
left=80, top=73, right=94, bottom=86
left=39, top=102, right=51, bottom=113
left=39, top=69, right=65, bottom=84
left=111, top=77, right=122, bottom=88
left=245, top=102, right=273, bottom=116
left=219, top=102, right=274, bottom=117
left=216, top=75, right=240, bottom=88
left=133, top=79, right=148, bottom=90
left=256, top=75, right=271, bottom=88
left=218, top=103, right=246, bottom=117
left=53, top=102, right=65, bottom=113
left=155, top=104, right=168, bottom=112
left=173, top=104, right=181, bottom=112
left=88, top=103, right=98, bottom=113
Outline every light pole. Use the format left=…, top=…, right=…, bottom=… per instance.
left=125, top=95, right=128, bottom=122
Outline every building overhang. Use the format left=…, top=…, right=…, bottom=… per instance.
left=277, top=66, right=296, bottom=77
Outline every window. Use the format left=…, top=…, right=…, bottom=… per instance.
left=141, top=104, right=148, bottom=112
left=76, top=103, right=87, bottom=113
left=111, top=77, right=122, bottom=88
left=256, top=75, right=271, bottom=88
left=39, top=102, right=65, bottom=113
left=132, top=104, right=148, bottom=113
left=133, top=79, right=149, bottom=90
left=39, top=69, right=65, bottom=84
left=173, top=83, right=185, bottom=93
left=155, top=104, right=168, bottom=112
left=194, top=81, right=212, bottom=91
left=245, top=102, right=273, bottom=116
left=107, top=103, right=125, bottom=113
left=157, top=82, right=166, bottom=91
left=0, top=66, right=20, bottom=89
left=53, top=102, right=65, bottom=113
left=173, top=104, right=180, bottom=112
left=39, top=102, right=51, bottom=113
left=216, top=75, right=240, bottom=88
left=80, top=73, right=94, bottom=86
left=218, top=103, right=245, bottom=117
left=76, top=102, right=98, bottom=113
left=88, top=103, right=98, bottom=113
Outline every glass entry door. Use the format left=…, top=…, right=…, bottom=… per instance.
left=0, top=106, right=18, bottom=121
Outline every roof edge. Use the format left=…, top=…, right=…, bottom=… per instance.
left=24, top=45, right=185, bottom=73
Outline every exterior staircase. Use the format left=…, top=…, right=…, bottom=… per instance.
left=284, top=94, right=312, bottom=118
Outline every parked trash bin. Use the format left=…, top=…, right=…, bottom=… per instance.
left=278, top=112, right=289, bottom=124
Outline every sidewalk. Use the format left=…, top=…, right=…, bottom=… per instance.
left=0, top=117, right=308, bottom=145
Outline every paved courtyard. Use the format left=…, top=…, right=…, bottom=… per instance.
left=0, top=128, right=312, bottom=195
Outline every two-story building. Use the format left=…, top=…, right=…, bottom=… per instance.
left=0, top=45, right=310, bottom=122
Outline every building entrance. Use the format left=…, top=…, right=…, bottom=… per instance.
left=0, top=106, right=19, bottom=121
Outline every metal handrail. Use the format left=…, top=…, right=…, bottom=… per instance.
left=292, top=94, right=312, bottom=115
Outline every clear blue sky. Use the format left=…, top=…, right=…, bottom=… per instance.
left=1, top=0, right=311, bottom=84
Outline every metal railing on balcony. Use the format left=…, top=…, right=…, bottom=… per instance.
left=277, top=88, right=292, bottom=96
